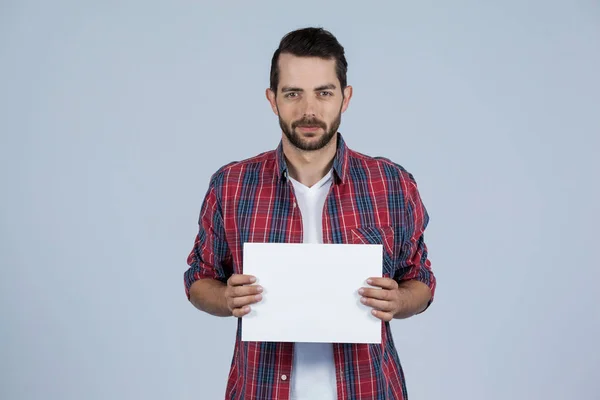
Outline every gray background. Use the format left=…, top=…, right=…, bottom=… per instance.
left=1, top=1, right=599, bottom=399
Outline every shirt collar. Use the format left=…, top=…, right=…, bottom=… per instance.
left=275, top=132, right=349, bottom=185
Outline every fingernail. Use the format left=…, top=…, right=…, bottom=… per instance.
left=360, top=297, right=366, bottom=304
left=371, top=309, right=377, bottom=315
left=250, top=276, right=257, bottom=283
left=257, top=286, right=263, bottom=293
left=367, top=279, right=373, bottom=284
left=358, top=288, right=364, bottom=295
left=255, top=294, right=262, bottom=301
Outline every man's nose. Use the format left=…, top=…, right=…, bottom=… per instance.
left=301, top=95, right=318, bottom=117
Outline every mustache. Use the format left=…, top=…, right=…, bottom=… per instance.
left=292, top=117, right=327, bottom=129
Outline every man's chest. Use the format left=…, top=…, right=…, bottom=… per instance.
left=219, top=180, right=398, bottom=276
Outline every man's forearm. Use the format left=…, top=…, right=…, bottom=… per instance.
left=189, top=279, right=232, bottom=317
left=393, top=280, right=432, bottom=319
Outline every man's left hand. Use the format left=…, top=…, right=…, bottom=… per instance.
left=358, top=277, right=403, bottom=322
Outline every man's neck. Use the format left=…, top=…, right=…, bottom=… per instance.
left=282, top=134, right=337, bottom=188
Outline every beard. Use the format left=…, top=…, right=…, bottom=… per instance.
left=278, top=110, right=342, bottom=152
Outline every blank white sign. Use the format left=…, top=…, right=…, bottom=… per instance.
left=241, top=243, right=382, bottom=344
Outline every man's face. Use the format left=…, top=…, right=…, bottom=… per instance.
left=267, top=53, right=352, bottom=152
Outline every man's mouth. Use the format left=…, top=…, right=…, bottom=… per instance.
left=297, top=126, right=321, bottom=132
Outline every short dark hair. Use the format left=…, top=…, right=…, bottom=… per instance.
left=269, top=27, right=348, bottom=93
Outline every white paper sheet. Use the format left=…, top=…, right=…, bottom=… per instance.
left=241, top=242, right=382, bottom=344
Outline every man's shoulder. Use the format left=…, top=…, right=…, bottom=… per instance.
left=207, top=149, right=277, bottom=185
left=347, top=149, right=416, bottom=184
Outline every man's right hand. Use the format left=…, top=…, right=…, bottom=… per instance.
left=225, top=274, right=263, bottom=317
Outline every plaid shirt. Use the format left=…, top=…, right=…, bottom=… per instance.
left=184, top=133, right=436, bottom=400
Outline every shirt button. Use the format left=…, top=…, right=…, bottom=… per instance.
left=281, top=374, right=288, bottom=381
left=292, top=202, right=296, bottom=208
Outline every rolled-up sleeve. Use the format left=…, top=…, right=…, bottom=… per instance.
left=394, top=172, right=436, bottom=304
left=184, top=176, right=232, bottom=300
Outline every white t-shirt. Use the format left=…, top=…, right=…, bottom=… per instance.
left=288, top=169, right=337, bottom=400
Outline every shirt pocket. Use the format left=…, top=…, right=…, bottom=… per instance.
left=348, top=225, right=396, bottom=278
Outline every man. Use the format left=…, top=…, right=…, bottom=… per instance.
left=184, top=27, right=436, bottom=400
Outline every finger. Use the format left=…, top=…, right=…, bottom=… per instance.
left=361, top=297, right=394, bottom=312
left=231, top=294, right=263, bottom=308
left=371, top=309, right=394, bottom=322
left=366, top=277, right=398, bottom=290
left=232, top=306, right=251, bottom=318
left=358, top=287, right=389, bottom=300
left=231, top=284, right=263, bottom=297
left=228, top=274, right=257, bottom=286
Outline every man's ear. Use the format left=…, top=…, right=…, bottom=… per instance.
left=266, top=88, right=278, bottom=115
left=341, top=85, right=353, bottom=113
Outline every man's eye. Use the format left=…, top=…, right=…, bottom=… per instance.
left=285, top=92, right=298, bottom=98
left=320, top=91, right=333, bottom=96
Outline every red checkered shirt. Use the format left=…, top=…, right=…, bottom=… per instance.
left=185, top=133, right=436, bottom=399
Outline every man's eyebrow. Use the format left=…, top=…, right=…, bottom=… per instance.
left=314, top=84, right=337, bottom=91
left=281, top=86, right=303, bottom=93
